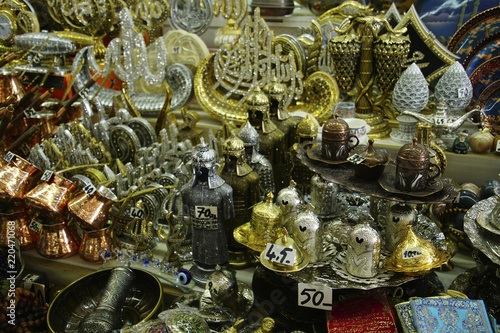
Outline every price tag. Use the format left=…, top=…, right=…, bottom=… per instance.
left=82, top=183, right=96, bottom=196
left=402, top=247, right=422, bottom=259
left=32, top=53, right=42, bottom=64
left=29, top=220, right=43, bottom=233
left=435, top=118, right=446, bottom=125
left=129, top=207, right=145, bottom=219
left=458, top=87, right=469, bottom=98
left=41, top=170, right=54, bottom=182
left=24, top=107, right=37, bottom=118
left=298, top=283, right=333, bottom=310
left=3, top=151, right=14, bottom=162
left=79, top=87, right=91, bottom=100
left=172, top=46, right=181, bottom=54
left=263, top=243, right=296, bottom=266
left=496, top=139, right=500, bottom=152
left=347, top=153, right=365, bottom=165
left=195, top=206, right=218, bottom=219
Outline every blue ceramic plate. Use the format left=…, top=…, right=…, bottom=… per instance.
left=469, top=55, right=500, bottom=116
left=447, top=6, right=500, bottom=64
left=464, top=32, right=500, bottom=76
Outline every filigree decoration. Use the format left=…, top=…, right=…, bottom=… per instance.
left=195, top=8, right=304, bottom=124
left=129, top=0, right=170, bottom=37
left=87, top=7, right=167, bottom=94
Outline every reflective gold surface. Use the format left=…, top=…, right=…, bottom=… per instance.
left=0, top=209, right=38, bottom=250
left=36, top=222, right=79, bottom=259
left=25, top=173, right=78, bottom=222
left=68, top=185, right=117, bottom=230
left=78, top=226, right=117, bottom=263
left=384, top=226, right=450, bottom=276
left=0, top=154, right=42, bottom=200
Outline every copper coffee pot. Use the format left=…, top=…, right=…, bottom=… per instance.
left=68, top=185, right=117, bottom=230
left=0, top=153, right=43, bottom=202
left=36, top=221, right=79, bottom=259
left=0, top=209, right=39, bottom=250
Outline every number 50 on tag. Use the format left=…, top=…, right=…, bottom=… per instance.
left=298, top=283, right=333, bottom=310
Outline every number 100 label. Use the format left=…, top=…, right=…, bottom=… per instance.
left=298, top=283, right=333, bottom=310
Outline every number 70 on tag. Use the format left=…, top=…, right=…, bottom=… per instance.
left=298, top=283, right=333, bottom=310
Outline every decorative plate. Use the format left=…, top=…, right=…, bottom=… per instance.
left=384, top=248, right=451, bottom=276
left=476, top=79, right=500, bottom=117
left=463, top=196, right=500, bottom=265
left=464, top=32, right=500, bottom=76
left=378, top=163, right=444, bottom=198
left=448, top=6, right=500, bottom=62
left=469, top=55, right=500, bottom=114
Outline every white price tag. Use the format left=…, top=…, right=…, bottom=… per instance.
left=458, top=87, right=469, bottom=98
left=263, top=242, right=296, bottom=266
left=3, top=151, right=14, bottom=162
left=435, top=118, right=446, bottom=125
left=496, top=139, right=500, bottom=152
left=347, top=153, right=365, bottom=165
left=195, top=206, right=218, bottom=219
left=79, top=87, right=91, bottom=100
left=129, top=207, right=145, bottom=219
left=298, top=283, right=333, bottom=310
left=24, top=107, right=36, bottom=118
left=41, top=170, right=54, bottom=182
left=29, top=220, right=43, bottom=233
left=82, top=183, right=96, bottom=196
left=402, top=247, right=422, bottom=259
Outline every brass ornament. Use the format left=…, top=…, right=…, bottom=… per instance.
left=384, top=225, right=451, bottom=276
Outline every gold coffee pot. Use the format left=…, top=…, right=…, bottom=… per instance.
left=25, top=172, right=79, bottom=222
left=36, top=222, right=79, bottom=259
left=68, top=185, right=117, bottom=230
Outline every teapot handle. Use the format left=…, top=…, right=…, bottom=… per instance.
left=427, top=163, right=441, bottom=182
left=348, top=134, right=359, bottom=150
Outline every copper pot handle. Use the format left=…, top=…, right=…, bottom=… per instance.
left=427, top=163, right=441, bottom=182
left=348, top=134, right=359, bottom=150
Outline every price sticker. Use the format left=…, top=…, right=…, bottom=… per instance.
left=195, top=206, right=218, bottom=219
left=172, top=46, right=181, bottom=54
left=129, top=207, right=145, bottom=219
left=298, top=283, right=333, bottom=310
left=402, top=247, right=422, bottom=259
left=29, top=220, right=43, bottom=233
left=264, top=243, right=296, bottom=266
left=347, top=153, right=365, bottom=165
left=32, top=53, right=42, bottom=64
left=458, top=87, right=469, bottom=98
left=24, top=107, right=37, bottom=118
left=41, top=170, right=54, bottom=182
left=79, top=87, right=91, bottom=100
left=82, top=183, right=96, bottom=196
left=496, top=140, right=500, bottom=152
left=3, top=151, right=14, bottom=162
left=435, top=118, right=446, bottom=125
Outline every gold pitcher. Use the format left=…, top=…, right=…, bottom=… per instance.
left=68, top=185, right=117, bottom=230
left=78, top=225, right=117, bottom=263
left=25, top=173, right=78, bottom=222
left=0, top=154, right=42, bottom=201
left=36, top=222, right=79, bottom=259
left=0, top=209, right=39, bottom=250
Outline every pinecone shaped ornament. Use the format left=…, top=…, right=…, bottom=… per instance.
left=392, top=63, right=429, bottom=113
left=434, top=61, right=473, bottom=114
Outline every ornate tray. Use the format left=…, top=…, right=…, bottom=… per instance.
left=296, top=142, right=458, bottom=204
left=463, top=196, right=500, bottom=265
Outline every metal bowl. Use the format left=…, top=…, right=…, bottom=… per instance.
left=47, top=268, right=163, bottom=333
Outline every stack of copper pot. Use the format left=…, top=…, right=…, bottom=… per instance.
left=0, top=152, right=117, bottom=262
